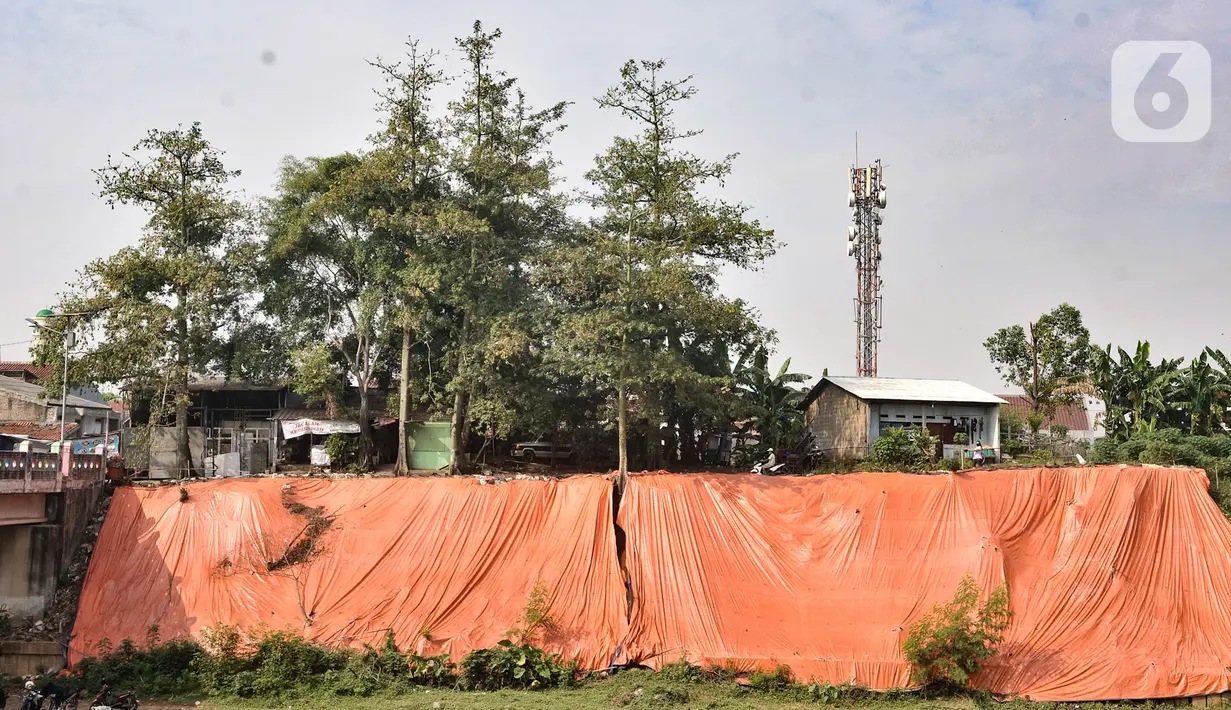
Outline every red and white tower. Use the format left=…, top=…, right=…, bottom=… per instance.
left=847, top=159, right=887, bottom=377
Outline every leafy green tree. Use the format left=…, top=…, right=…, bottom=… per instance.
left=363, top=39, right=450, bottom=472
left=263, top=154, right=398, bottom=466
left=542, top=59, right=775, bottom=480
left=289, top=344, right=343, bottom=416
left=984, top=303, right=1092, bottom=419
left=440, top=21, right=569, bottom=472
left=40, top=123, right=252, bottom=476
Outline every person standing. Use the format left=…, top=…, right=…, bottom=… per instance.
left=973, top=441, right=985, bottom=467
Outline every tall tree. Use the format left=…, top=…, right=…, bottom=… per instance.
left=263, top=154, right=398, bottom=466
left=984, top=303, right=1092, bottom=419
left=541, top=59, right=776, bottom=481
left=42, top=123, right=251, bottom=476
left=441, top=21, right=569, bottom=472
left=364, top=39, right=450, bottom=473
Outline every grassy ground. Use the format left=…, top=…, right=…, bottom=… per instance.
left=191, top=670, right=980, bottom=710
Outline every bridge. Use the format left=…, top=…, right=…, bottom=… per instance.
left=0, top=450, right=105, bottom=623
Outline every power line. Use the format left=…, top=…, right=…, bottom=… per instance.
left=0, top=339, right=33, bottom=361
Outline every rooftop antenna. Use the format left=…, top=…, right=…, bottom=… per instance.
left=847, top=147, right=887, bottom=377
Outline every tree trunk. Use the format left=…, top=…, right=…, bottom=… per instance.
left=450, top=308, right=473, bottom=474
left=646, top=422, right=662, bottom=471
left=449, top=389, right=469, bottom=473
left=175, top=285, right=192, bottom=479
left=396, top=322, right=412, bottom=474
left=665, top=413, right=679, bottom=466
left=617, top=374, right=628, bottom=489
left=680, top=412, right=698, bottom=465
left=358, top=385, right=372, bottom=468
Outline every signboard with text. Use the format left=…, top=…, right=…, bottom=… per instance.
left=280, top=419, right=360, bottom=439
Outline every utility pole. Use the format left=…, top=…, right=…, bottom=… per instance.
left=27, top=309, right=86, bottom=452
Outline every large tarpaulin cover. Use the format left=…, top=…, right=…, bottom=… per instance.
left=616, top=468, right=1231, bottom=701
left=71, top=476, right=626, bottom=668
left=73, top=466, right=1231, bottom=701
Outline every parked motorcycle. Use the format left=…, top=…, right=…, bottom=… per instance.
left=19, top=683, right=44, bottom=710
left=46, top=689, right=81, bottom=710
left=88, top=686, right=137, bottom=710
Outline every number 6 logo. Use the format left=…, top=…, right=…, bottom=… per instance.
left=1112, top=41, right=1211, bottom=143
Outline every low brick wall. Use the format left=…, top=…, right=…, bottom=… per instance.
left=0, top=640, right=64, bottom=676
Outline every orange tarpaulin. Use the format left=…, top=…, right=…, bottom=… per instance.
left=71, top=476, right=626, bottom=668
left=73, top=466, right=1231, bottom=701
left=616, top=468, right=1231, bottom=701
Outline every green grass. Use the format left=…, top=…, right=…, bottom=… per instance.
left=200, top=670, right=975, bottom=710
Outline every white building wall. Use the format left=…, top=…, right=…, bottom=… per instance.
left=868, top=400, right=1001, bottom=459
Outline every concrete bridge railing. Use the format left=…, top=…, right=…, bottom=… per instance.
left=0, top=451, right=105, bottom=495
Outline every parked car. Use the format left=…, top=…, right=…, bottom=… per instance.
left=510, top=438, right=574, bottom=464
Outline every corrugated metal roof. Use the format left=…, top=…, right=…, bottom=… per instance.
left=187, top=379, right=286, bottom=392
left=804, top=376, right=1006, bottom=407
left=0, top=376, right=112, bottom=409
left=271, top=408, right=341, bottom=421
left=999, top=395, right=1092, bottom=431
left=271, top=408, right=432, bottom=423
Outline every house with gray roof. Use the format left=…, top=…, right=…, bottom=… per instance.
left=797, top=376, right=1007, bottom=462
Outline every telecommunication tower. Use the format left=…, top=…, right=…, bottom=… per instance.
left=847, top=159, right=887, bottom=377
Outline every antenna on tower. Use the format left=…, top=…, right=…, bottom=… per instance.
left=847, top=153, right=887, bottom=377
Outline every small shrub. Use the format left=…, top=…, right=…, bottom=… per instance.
left=943, top=456, right=963, bottom=472
left=806, top=682, right=874, bottom=704
left=323, top=631, right=455, bottom=696
left=459, top=640, right=574, bottom=690
left=869, top=426, right=939, bottom=471
left=1049, top=424, right=1069, bottom=439
left=324, top=434, right=361, bottom=469
left=953, top=433, right=969, bottom=446
left=72, top=637, right=202, bottom=698
left=656, top=657, right=703, bottom=683
left=507, top=581, right=555, bottom=645
left=903, top=575, right=1012, bottom=687
left=747, top=663, right=793, bottom=692
left=1002, top=438, right=1028, bottom=457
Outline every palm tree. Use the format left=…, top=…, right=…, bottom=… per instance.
left=1175, top=351, right=1230, bottom=435
left=736, top=347, right=810, bottom=455
left=1204, top=347, right=1231, bottom=432
left=1089, top=341, right=1183, bottom=438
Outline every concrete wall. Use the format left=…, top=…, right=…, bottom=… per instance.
left=0, top=392, right=49, bottom=423
left=804, top=386, right=871, bottom=460
left=57, top=486, right=101, bottom=567
left=149, top=426, right=205, bottom=478
left=0, top=522, right=60, bottom=619
left=0, top=640, right=64, bottom=675
left=0, top=482, right=102, bottom=623
left=0, top=494, right=47, bottom=525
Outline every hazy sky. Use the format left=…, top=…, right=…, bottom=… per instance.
left=1, top=0, right=1228, bottom=392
